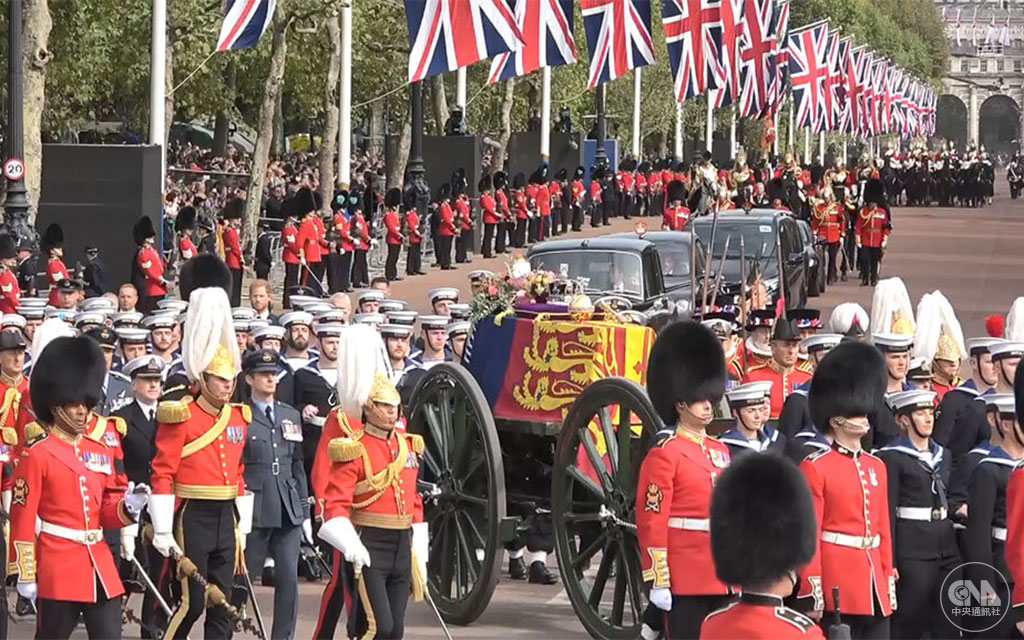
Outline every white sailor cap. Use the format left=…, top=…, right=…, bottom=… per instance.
left=253, top=325, right=286, bottom=342
left=379, top=299, right=408, bottom=314
left=81, top=298, right=116, bottom=313
left=872, top=333, right=914, bottom=352
left=448, top=303, right=471, bottom=320
left=801, top=333, right=843, bottom=353
left=123, top=355, right=166, bottom=379
left=429, top=287, right=460, bottom=304
left=967, top=337, right=1003, bottom=355
left=157, top=299, right=189, bottom=313
left=233, top=319, right=252, bottom=333
left=381, top=324, right=414, bottom=338
left=468, top=270, right=494, bottom=283
left=447, top=321, right=470, bottom=338
left=249, top=318, right=270, bottom=332
left=232, top=307, right=257, bottom=321
left=116, top=327, right=150, bottom=344
left=352, top=313, right=386, bottom=326
left=16, top=306, right=44, bottom=320
left=112, top=311, right=143, bottom=327
left=990, top=341, right=1024, bottom=361
left=45, top=308, right=75, bottom=323
left=74, top=311, right=106, bottom=328
left=280, top=311, right=314, bottom=328
left=907, top=357, right=932, bottom=380
left=886, top=389, right=937, bottom=413
left=288, top=295, right=320, bottom=309
left=386, top=310, right=418, bottom=326
left=1, top=314, right=25, bottom=330
left=18, top=297, right=47, bottom=309
left=316, top=322, right=346, bottom=338
left=985, top=393, right=1017, bottom=415
left=357, top=290, right=386, bottom=304
left=303, top=302, right=333, bottom=315
left=316, top=309, right=347, bottom=324
left=143, top=314, right=177, bottom=330
left=420, top=315, right=450, bottom=330
left=724, top=381, right=773, bottom=409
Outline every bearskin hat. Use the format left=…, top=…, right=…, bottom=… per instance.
left=176, top=206, right=197, bottom=233
left=512, top=172, right=526, bottom=189
left=590, top=166, right=604, bottom=180
left=864, top=178, right=886, bottom=206
left=133, top=216, right=157, bottom=245
left=333, top=190, right=349, bottom=212
left=808, top=341, right=886, bottom=431
left=574, top=166, right=585, bottom=179
left=30, top=336, right=106, bottom=425
left=402, top=189, right=417, bottom=213
left=494, top=172, right=508, bottom=189
left=296, top=186, right=317, bottom=216
left=40, top=223, right=64, bottom=254
left=810, top=164, right=825, bottom=186
left=554, top=168, right=567, bottom=181
left=646, top=321, right=726, bottom=426
left=178, top=254, right=232, bottom=300
left=313, top=190, right=324, bottom=212
left=478, top=175, right=492, bottom=192
left=666, top=180, right=687, bottom=204
left=710, top=454, right=816, bottom=587
left=452, top=168, right=468, bottom=191
left=0, top=235, right=17, bottom=261
left=767, top=178, right=787, bottom=203
left=222, top=198, right=244, bottom=221
left=348, top=190, right=363, bottom=212
left=385, top=188, right=402, bottom=209
left=437, top=183, right=451, bottom=200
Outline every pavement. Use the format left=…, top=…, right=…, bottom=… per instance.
left=12, top=191, right=1024, bottom=639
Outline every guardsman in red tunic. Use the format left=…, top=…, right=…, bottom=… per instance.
left=41, top=223, right=68, bottom=307
left=383, top=188, right=404, bottom=283
left=589, top=167, right=604, bottom=228
left=317, top=373, right=425, bottom=640
left=350, top=195, right=372, bottom=288
left=855, top=178, right=890, bottom=287
left=637, top=322, right=732, bottom=640
left=811, top=190, right=844, bottom=285
left=662, top=180, right=691, bottom=231
left=175, top=206, right=199, bottom=262
left=797, top=342, right=895, bottom=639
left=701, top=454, right=824, bottom=639
left=10, top=336, right=150, bottom=639
left=0, top=235, right=21, bottom=315
left=1001, top=377, right=1024, bottom=636
left=493, top=172, right=511, bottom=254
left=480, top=176, right=498, bottom=258
left=535, top=170, right=550, bottom=242
left=571, top=167, right=586, bottom=231
left=297, top=187, right=325, bottom=295
left=550, top=171, right=565, bottom=235
left=455, top=186, right=473, bottom=263
left=742, top=320, right=812, bottom=419
left=133, top=216, right=168, bottom=314
left=436, top=183, right=456, bottom=269
left=222, top=199, right=245, bottom=306
left=636, top=166, right=649, bottom=217
left=281, top=212, right=301, bottom=306
left=513, top=172, right=529, bottom=247
left=148, top=256, right=252, bottom=640
left=403, top=196, right=423, bottom=277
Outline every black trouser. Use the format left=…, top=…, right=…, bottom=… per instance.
left=461, top=229, right=473, bottom=260
left=229, top=268, right=243, bottom=306
left=241, top=524, right=302, bottom=640
left=385, top=243, right=401, bottom=281
left=255, top=261, right=271, bottom=281
left=283, top=263, right=299, bottom=307
left=431, top=232, right=441, bottom=265
left=826, top=241, right=840, bottom=283
left=302, top=261, right=325, bottom=296
left=495, top=222, right=508, bottom=253
left=347, top=527, right=412, bottom=640
left=505, top=513, right=553, bottom=554
left=325, top=253, right=343, bottom=293
left=505, top=220, right=516, bottom=249
left=560, top=206, right=571, bottom=234
left=141, top=541, right=171, bottom=638
left=37, top=576, right=122, bottom=639
left=455, top=235, right=467, bottom=263
left=406, top=243, right=421, bottom=275
left=861, top=245, right=881, bottom=283
left=528, top=217, right=540, bottom=244
left=337, top=252, right=353, bottom=291
left=892, top=554, right=961, bottom=640
left=313, top=548, right=350, bottom=640
left=515, top=219, right=527, bottom=247
left=590, top=203, right=601, bottom=227
left=164, top=499, right=236, bottom=640
left=602, top=199, right=613, bottom=225
left=438, top=235, right=453, bottom=268
left=825, top=613, right=890, bottom=640
left=666, top=594, right=734, bottom=639
left=352, top=250, right=369, bottom=286
left=482, top=223, right=496, bottom=257
left=573, top=204, right=583, bottom=231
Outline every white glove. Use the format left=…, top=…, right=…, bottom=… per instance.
left=153, top=532, right=182, bottom=558
left=412, top=522, right=429, bottom=579
left=649, top=586, right=672, bottom=611
left=149, top=494, right=181, bottom=558
left=318, top=517, right=370, bottom=569
left=121, top=523, right=138, bottom=561
left=302, top=519, right=314, bottom=545
left=16, top=582, right=36, bottom=603
left=124, top=482, right=151, bottom=519
left=235, top=493, right=254, bottom=552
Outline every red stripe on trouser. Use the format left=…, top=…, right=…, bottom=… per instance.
left=312, top=548, right=348, bottom=639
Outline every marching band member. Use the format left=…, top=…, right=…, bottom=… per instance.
left=637, top=322, right=732, bottom=639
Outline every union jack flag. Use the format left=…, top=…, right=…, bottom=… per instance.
left=768, top=0, right=790, bottom=114
left=848, top=45, right=867, bottom=137
left=859, top=49, right=875, bottom=136
left=216, top=0, right=276, bottom=52
left=888, top=67, right=905, bottom=135
left=708, top=0, right=744, bottom=108
left=662, top=0, right=720, bottom=101
left=736, top=0, right=776, bottom=118
left=872, top=58, right=889, bottom=134
left=820, top=29, right=839, bottom=131
left=581, top=0, right=655, bottom=88
left=488, top=0, right=576, bottom=83
left=405, top=0, right=524, bottom=84
left=788, top=22, right=830, bottom=132
left=830, top=35, right=851, bottom=133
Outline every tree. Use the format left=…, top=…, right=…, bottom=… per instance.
left=318, top=11, right=340, bottom=210
left=22, top=0, right=53, bottom=224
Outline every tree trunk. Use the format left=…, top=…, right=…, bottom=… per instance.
left=22, top=0, right=53, bottom=224
left=243, top=0, right=289, bottom=250
left=430, top=74, right=449, bottom=136
left=386, top=111, right=411, bottom=190
left=164, top=33, right=174, bottom=149
left=493, top=78, right=515, bottom=172
left=213, top=60, right=237, bottom=156
left=367, top=99, right=384, bottom=160
left=271, top=90, right=285, bottom=156
left=657, top=129, right=668, bottom=158
left=318, top=14, right=341, bottom=208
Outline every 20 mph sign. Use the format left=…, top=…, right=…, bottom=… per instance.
left=3, top=158, right=24, bottom=182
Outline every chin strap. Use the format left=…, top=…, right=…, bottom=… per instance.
left=53, top=407, right=86, bottom=434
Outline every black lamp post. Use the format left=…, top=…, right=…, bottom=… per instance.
left=4, top=0, right=33, bottom=245
left=408, top=81, right=430, bottom=224
left=593, top=83, right=608, bottom=169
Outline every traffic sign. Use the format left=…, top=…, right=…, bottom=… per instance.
left=3, top=158, right=24, bottom=182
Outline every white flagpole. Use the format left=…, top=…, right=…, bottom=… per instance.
left=803, top=127, right=810, bottom=164
left=675, top=100, right=684, bottom=159
left=788, top=98, right=795, bottom=153
left=729, top=109, right=737, bottom=158
left=456, top=67, right=467, bottom=110
left=338, top=0, right=353, bottom=188
left=150, top=0, right=167, bottom=184
left=842, top=138, right=848, bottom=166
left=773, top=106, right=781, bottom=157
left=540, top=66, right=551, bottom=160
left=632, top=68, right=642, bottom=159
left=706, top=96, right=714, bottom=153
left=818, top=131, right=825, bottom=162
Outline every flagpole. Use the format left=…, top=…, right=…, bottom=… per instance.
left=803, top=127, right=810, bottom=164
left=842, top=138, right=848, bottom=166
left=540, top=66, right=551, bottom=160
left=456, top=67, right=467, bottom=111
left=705, top=96, right=714, bottom=154
left=632, top=68, right=642, bottom=159
left=595, top=83, right=608, bottom=168
left=150, top=0, right=167, bottom=185
left=729, top=108, right=737, bottom=158
left=773, top=107, right=780, bottom=158
left=818, top=131, right=825, bottom=163
left=788, top=97, right=795, bottom=154
left=337, top=0, right=353, bottom=189
left=675, top=100, right=684, bottom=159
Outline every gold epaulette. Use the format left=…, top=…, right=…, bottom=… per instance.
left=24, top=422, right=45, bottom=446
left=1, top=427, right=16, bottom=445
left=234, top=403, right=252, bottom=423
left=408, top=434, right=424, bottom=455
left=157, top=398, right=192, bottom=424
left=328, top=437, right=364, bottom=463
left=112, top=416, right=127, bottom=436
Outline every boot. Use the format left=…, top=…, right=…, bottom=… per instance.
left=509, top=556, right=528, bottom=580
left=262, top=563, right=276, bottom=587
left=529, top=561, right=558, bottom=585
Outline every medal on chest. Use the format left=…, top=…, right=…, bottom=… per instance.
left=280, top=419, right=302, bottom=442
left=82, top=451, right=112, bottom=475
left=709, top=448, right=730, bottom=469
left=226, top=425, right=245, bottom=443
left=868, top=468, right=878, bottom=487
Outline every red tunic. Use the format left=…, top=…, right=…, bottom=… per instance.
left=85, top=412, right=127, bottom=489
left=636, top=428, right=732, bottom=596
left=548, top=181, right=562, bottom=209
left=537, top=184, right=550, bottom=218
left=811, top=202, right=843, bottom=244
left=662, top=205, right=691, bottom=231
left=495, top=190, right=511, bottom=221
left=525, top=184, right=539, bottom=217
left=855, top=206, right=890, bottom=248
left=299, top=218, right=323, bottom=263
left=405, top=211, right=421, bottom=244
left=10, top=432, right=131, bottom=601
left=178, top=236, right=197, bottom=261
left=282, top=223, right=300, bottom=264
left=335, top=215, right=354, bottom=253
left=456, top=197, right=472, bottom=231
left=798, top=444, right=895, bottom=617
left=310, top=409, right=362, bottom=520
left=701, top=595, right=825, bottom=639
left=438, top=202, right=456, bottom=236
left=590, top=181, right=602, bottom=204
left=572, top=180, right=585, bottom=206
left=513, top=190, right=528, bottom=220
left=384, top=209, right=402, bottom=245
left=0, top=266, right=20, bottom=314
left=137, top=245, right=167, bottom=296
left=742, top=361, right=812, bottom=419
left=46, top=257, right=69, bottom=306
left=223, top=227, right=242, bottom=270
left=352, top=214, right=371, bottom=251
left=1004, top=467, right=1024, bottom=606
left=481, top=193, right=498, bottom=225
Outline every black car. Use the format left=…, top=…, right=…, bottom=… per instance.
left=688, top=209, right=808, bottom=310
left=607, top=230, right=705, bottom=301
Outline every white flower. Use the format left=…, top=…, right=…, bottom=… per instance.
left=511, top=259, right=531, bottom=279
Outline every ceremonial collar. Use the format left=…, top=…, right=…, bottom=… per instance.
left=675, top=425, right=706, bottom=444
left=878, top=435, right=944, bottom=468
left=831, top=441, right=862, bottom=458
left=739, top=593, right=785, bottom=607
left=363, top=422, right=395, bottom=441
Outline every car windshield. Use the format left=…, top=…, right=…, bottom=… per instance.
left=529, top=250, right=644, bottom=297
left=691, top=219, right=779, bottom=280
left=648, top=239, right=705, bottom=291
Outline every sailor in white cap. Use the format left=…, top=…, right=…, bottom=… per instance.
left=356, top=289, right=385, bottom=315
left=415, top=315, right=452, bottom=370
left=16, top=304, right=44, bottom=343
left=280, top=311, right=315, bottom=372
left=155, top=298, right=188, bottom=314
left=253, top=324, right=287, bottom=353
left=779, top=334, right=843, bottom=462
left=351, top=312, right=386, bottom=328
left=989, top=340, right=1023, bottom=395
left=294, top=323, right=345, bottom=477
left=934, top=337, right=1003, bottom=461
left=71, top=311, right=104, bottom=333
left=234, top=318, right=253, bottom=356
left=948, top=393, right=1012, bottom=523
left=448, top=321, right=470, bottom=361
left=111, top=311, right=143, bottom=329
left=428, top=287, right=460, bottom=317
left=906, top=357, right=933, bottom=391
left=144, top=313, right=179, bottom=365
left=719, top=381, right=784, bottom=458
left=381, top=323, right=424, bottom=406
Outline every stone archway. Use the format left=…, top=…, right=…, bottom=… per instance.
left=979, top=94, right=1021, bottom=157
left=936, top=94, right=968, bottom=149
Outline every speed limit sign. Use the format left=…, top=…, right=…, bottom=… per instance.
left=3, top=158, right=24, bottom=182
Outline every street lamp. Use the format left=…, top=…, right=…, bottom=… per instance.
left=4, top=0, right=34, bottom=246
left=408, top=82, right=430, bottom=227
